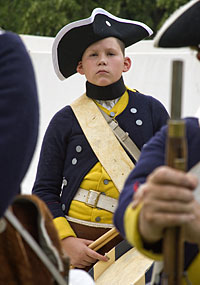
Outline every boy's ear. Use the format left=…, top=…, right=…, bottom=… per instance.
left=76, top=61, right=85, bottom=75
left=123, top=57, right=131, bottom=72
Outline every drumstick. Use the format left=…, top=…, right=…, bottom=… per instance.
left=70, top=228, right=119, bottom=269
left=88, top=227, right=119, bottom=252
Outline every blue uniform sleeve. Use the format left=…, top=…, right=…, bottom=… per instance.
left=114, top=117, right=200, bottom=238
left=32, top=106, right=74, bottom=218
left=0, top=31, right=39, bottom=217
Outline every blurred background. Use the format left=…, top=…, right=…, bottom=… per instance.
left=0, top=0, right=190, bottom=37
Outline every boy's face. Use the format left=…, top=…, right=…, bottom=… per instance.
left=77, top=37, right=131, bottom=86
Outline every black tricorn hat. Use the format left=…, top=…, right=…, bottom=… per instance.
left=52, top=8, right=153, bottom=80
left=154, top=0, right=200, bottom=48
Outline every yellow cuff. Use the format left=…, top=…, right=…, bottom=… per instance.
left=185, top=253, right=200, bottom=285
left=124, top=203, right=162, bottom=261
left=125, top=203, right=200, bottom=284
left=53, top=217, right=76, bottom=240
left=124, top=202, right=142, bottom=247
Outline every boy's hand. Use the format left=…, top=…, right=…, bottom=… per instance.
left=61, top=236, right=108, bottom=268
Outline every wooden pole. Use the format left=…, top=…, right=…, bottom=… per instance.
left=88, top=227, right=119, bottom=251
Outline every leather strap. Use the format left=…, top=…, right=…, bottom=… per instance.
left=98, top=108, right=141, bottom=161
left=4, top=209, right=68, bottom=285
left=71, top=94, right=134, bottom=193
left=73, top=188, right=118, bottom=213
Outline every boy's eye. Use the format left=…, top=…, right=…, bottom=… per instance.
left=108, top=52, right=115, bottom=56
left=90, top=53, right=97, bottom=57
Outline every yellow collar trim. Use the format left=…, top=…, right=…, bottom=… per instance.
left=95, top=87, right=136, bottom=117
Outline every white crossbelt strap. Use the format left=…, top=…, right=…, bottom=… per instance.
left=98, top=107, right=141, bottom=161
left=73, top=188, right=118, bottom=213
left=71, top=94, right=134, bottom=193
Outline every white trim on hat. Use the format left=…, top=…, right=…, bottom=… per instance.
left=52, top=14, right=96, bottom=80
left=52, top=8, right=153, bottom=80
left=91, top=8, right=154, bottom=35
left=154, top=0, right=200, bottom=47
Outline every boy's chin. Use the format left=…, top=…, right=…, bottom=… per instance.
left=92, top=79, right=114, bottom=87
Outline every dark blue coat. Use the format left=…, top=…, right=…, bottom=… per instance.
left=32, top=89, right=169, bottom=218
left=114, top=117, right=200, bottom=276
left=0, top=31, right=39, bottom=217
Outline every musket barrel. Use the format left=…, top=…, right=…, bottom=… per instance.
left=170, top=61, right=183, bottom=120
left=162, top=60, right=187, bottom=285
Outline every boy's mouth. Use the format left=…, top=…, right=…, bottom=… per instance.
left=97, top=70, right=108, bottom=74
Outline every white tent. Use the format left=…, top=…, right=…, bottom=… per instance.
left=21, top=34, right=200, bottom=194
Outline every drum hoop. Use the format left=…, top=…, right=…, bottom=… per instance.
left=88, top=239, right=132, bottom=280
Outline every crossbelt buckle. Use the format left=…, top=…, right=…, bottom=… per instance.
left=109, top=119, right=118, bottom=130
left=86, top=190, right=101, bottom=208
left=121, top=132, right=129, bottom=142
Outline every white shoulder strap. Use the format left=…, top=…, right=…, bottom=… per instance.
left=71, top=94, right=134, bottom=193
left=98, top=107, right=141, bottom=161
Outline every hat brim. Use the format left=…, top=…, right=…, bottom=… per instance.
left=52, top=8, right=153, bottom=80
left=154, top=0, right=200, bottom=48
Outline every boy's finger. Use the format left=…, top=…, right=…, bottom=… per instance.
left=88, top=249, right=109, bottom=262
left=82, top=239, right=94, bottom=245
left=149, top=166, right=197, bottom=189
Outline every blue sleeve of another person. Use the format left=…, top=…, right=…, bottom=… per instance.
left=114, top=117, right=200, bottom=237
left=0, top=31, right=39, bottom=217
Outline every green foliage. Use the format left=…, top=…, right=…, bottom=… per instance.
left=119, top=0, right=164, bottom=36
left=156, top=0, right=189, bottom=26
left=0, top=0, right=190, bottom=37
left=0, top=0, right=81, bottom=36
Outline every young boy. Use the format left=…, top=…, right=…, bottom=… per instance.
left=32, top=8, right=169, bottom=269
left=114, top=0, right=200, bottom=283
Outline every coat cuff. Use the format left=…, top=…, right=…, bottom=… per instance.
left=124, top=203, right=162, bottom=261
left=53, top=216, right=76, bottom=240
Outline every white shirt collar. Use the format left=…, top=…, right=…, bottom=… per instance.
left=95, top=98, right=120, bottom=110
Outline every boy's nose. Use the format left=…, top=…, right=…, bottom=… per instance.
left=98, top=55, right=107, bottom=65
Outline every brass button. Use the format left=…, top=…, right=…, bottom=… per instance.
left=95, top=216, right=101, bottom=222
left=136, top=119, right=143, bottom=126
left=72, top=158, right=77, bottom=165
left=130, top=108, right=137, bottom=113
left=62, top=204, right=66, bottom=211
left=63, top=178, right=68, bottom=186
left=76, top=145, right=82, bottom=153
